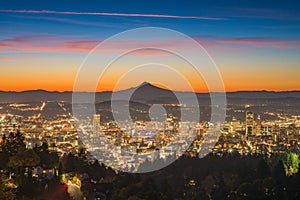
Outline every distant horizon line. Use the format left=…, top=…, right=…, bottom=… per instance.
left=1, top=81, right=300, bottom=93
left=1, top=89, right=299, bottom=93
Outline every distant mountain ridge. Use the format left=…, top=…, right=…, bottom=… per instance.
left=0, top=82, right=299, bottom=103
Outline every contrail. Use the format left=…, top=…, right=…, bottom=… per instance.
left=0, top=9, right=225, bottom=20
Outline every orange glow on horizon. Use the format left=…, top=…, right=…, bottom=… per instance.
left=1, top=80, right=299, bottom=93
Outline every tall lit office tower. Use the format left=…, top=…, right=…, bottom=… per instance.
left=245, top=111, right=254, bottom=136
left=256, top=114, right=261, bottom=135
left=93, top=114, right=101, bottom=133
left=11, top=117, right=17, bottom=129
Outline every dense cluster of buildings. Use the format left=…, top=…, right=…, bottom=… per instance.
left=0, top=101, right=299, bottom=172
left=211, top=111, right=300, bottom=156
left=0, top=102, right=80, bottom=156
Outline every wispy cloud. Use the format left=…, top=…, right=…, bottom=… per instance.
left=1, top=34, right=300, bottom=57
left=195, top=36, right=300, bottom=50
left=0, top=35, right=98, bottom=53
left=0, top=9, right=225, bottom=20
left=219, top=37, right=300, bottom=49
left=0, top=36, right=175, bottom=56
left=0, top=43, right=11, bottom=47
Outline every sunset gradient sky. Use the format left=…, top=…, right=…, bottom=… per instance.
left=0, top=0, right=300, bottom=92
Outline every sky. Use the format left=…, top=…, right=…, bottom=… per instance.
left=0, top=0, right=300, bottom=92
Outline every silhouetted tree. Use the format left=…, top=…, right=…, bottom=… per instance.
left=0, top=175, right=15, bottom=200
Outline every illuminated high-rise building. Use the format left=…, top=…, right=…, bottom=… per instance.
left=245, top=111, right=254, bottom=136
left=11, top=117, right=17, bottom=129
left=256, top=114, right=261, bottom=135
left=93, top=114, right=101, bottom=133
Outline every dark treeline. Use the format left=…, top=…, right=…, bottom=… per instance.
left=109, top=152, right=300, bottom=200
